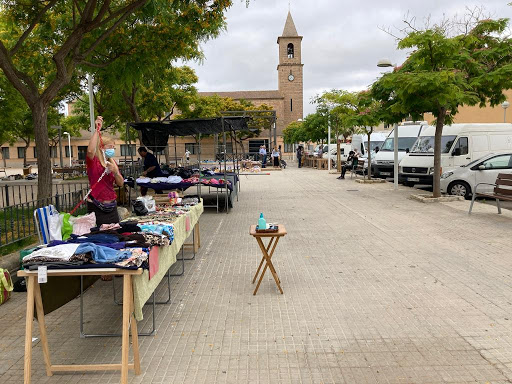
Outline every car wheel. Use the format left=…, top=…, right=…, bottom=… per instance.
left=448, top=181, right=472, bottom=200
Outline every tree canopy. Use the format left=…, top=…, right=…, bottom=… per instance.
left=372, top=17, right=512, bottom=195
left=0, top=0, right=234, bottom=198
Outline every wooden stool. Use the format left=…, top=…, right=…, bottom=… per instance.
left=250, top=224, right=287, bottom=295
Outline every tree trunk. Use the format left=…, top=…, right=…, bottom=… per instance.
left=367, top=129, right=372, bottom=180
left=32, top=103, right=52, bottom=200
left=433, top=108, right=447, bottom=198
left=24, top=139, right=30, bottom=168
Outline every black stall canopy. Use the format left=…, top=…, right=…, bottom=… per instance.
left=130, top=117, right=251, bottom=150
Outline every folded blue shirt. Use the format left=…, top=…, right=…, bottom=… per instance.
left=75, top=242, right=133, bottom=264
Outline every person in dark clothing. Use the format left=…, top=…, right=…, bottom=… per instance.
left=138, top=147, right=164, bottom=195
left=296, top=146, right=303, bottom=168
left=338, top=151, right=358, bottom=179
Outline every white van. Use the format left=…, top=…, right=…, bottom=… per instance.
left=352, top=132, right=389, bottom=156
left=398, top=123, right=512, bottom=186
left=371, top=122, right=427, bottom=178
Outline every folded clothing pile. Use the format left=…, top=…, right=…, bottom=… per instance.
left=22, top=241, right=149, bottom=270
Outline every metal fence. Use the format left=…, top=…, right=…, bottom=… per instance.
left=0, top=186, right=89, bottom=249
left=0, top=182, right=89, bottom=208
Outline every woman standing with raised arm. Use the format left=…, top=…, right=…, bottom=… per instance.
left=86, top=116, right=124, bottom=226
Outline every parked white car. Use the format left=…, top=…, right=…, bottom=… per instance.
left=440, top=152, right=512, bottom=199
left=400, top=123, right=512, bottom=186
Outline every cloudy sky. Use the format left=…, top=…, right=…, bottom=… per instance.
left=185, top=0, right=510, bottom=116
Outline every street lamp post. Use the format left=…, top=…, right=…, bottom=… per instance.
left=502, top=101, right=510, bottom=123
left=63, top=132, right=72, bottom=167
left=377, top=58, right=399, bottom=190
left=327, top=112, right=331, bottom=172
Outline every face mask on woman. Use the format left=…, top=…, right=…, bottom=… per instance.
left=104, top=148, right=115, bottom=158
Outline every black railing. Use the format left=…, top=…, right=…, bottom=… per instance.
left=0, top=187, right=89, bottom=249
left=0, top=182, right=89, bottom=208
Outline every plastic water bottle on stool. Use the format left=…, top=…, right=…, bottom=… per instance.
left=258, top=213, right=267, bottom=230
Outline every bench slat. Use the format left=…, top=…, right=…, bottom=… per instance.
left=497, top=179, right=512, bottom=187
left=498, top=173, right=512, bottom=180
left=494, top=187, right=512, bottom=196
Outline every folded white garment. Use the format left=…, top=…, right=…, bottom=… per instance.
left=151, top=177, right=169, bottom=183
left=136, top=177, right=151, bottom=184
left=23, top=243, right=81, bottom=262
left=166, top=176, right=183, bottom=184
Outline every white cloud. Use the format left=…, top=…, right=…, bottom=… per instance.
left=184, top=0, right=510, bottom=115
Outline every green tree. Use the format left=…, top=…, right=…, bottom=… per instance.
left=302, top=112, right=328, bottom=144
left=0, top=0, right=234, bottom=198
left=313, top=90, right=359, bottom=171
left=181, top=95, right=273, bottom=154
left=283, top=121, right=307, bottom=145
left=373, top=18, right=512, bottom=196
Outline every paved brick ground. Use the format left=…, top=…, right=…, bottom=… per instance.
left=2, top=165, right=512, bottom=383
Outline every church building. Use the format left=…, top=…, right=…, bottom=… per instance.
left=199, top=11, right=304, bottom=155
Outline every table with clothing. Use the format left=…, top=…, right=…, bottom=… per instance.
left=132, top=171, right=237, bottom=209
left=20, top=196, right=203, bottom=382
left=22, top=198, right=203, bottom=321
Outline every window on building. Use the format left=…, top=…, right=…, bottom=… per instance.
left=78, top=146, right=88, bottom=161
left=49, top=146, right=57, bottom=158
left=17, top=147, right=26, bottom=159
left=287, top=43, right=294, bottom=58
left=249, top=139, right=269, bottom=156
left=185, top=143, right=198, bottom=155
left=65, top=145, right=74, bottom=158
left=1, top=147, right=10, bottom=159
left=33, top=147, right=37, bottom=158
left=284, top=143, right=294, bottom=153
left=120, top=144, right=136, bottom=157
left=216, top=143, right=233, bottom=155
left=290, top=98, right=293, bottom=112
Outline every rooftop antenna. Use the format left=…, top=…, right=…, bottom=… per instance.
left=288, top=0, right=291, bottom=11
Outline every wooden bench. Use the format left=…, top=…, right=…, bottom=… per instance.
left=350, top=159, right=366, bottom=179
left=469, top=173, right=512, bottom=214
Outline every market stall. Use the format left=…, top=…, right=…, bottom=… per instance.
left=20, top=194, right=203, bottom=382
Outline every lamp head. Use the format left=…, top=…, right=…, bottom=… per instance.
left=502, top=101, right=510, bottom=110
left=63, top=131, right=69, bottom=135
left=377, top=58, right=393, bottom=68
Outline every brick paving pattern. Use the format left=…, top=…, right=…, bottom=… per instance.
left=2, top=165, right=512, bottom=383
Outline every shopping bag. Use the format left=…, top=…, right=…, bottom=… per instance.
left=0, top=268, right=13, bottom=306
left=48, top=210, right=63, bottom=241
left=61, top=213, right=73, bottom=240
left=72, top=212, right=97, bottom=236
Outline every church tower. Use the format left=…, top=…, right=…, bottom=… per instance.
left=277, top=11, right=303, bottom=132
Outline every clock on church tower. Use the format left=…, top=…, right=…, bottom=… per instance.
left=277, top=11, right=303, bottom=128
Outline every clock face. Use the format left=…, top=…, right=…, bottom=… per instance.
left=288, top=74, right=295, bottom=82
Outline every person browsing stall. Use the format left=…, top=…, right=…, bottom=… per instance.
left=138, top=147, right=164, bottom=178
left=138, top=147, right=164, bottom=196
left=271, top=146, right=280, bottom=168
left=86, top=116, right=124, bottom=226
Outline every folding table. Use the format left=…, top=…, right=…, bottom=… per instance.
left=250, top=224, right=287, bottom=295
left=19, top=268, right=142, bottom=384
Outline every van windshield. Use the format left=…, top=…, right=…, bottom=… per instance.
left=380, top=137, right=418, bottom=152
left=365, top=141, right=384, bottom=152
left=411, top=136, right=456, bottom=154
